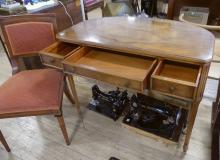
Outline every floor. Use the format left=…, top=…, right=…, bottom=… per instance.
left=0, top=10, right=219, bottom=160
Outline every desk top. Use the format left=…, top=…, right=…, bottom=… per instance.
left=57, top=16, right=215, bottom=63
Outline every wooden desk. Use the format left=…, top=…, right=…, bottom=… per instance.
left=39, top=16, right=215, bottom=152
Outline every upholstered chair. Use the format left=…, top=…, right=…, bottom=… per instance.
left=0, top=14, right=72, bottom=149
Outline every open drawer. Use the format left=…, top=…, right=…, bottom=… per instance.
left=39, top=41, right=80, bottom=69
left=151, top=60, right=201, bottom=100
left=63, top=47, right=157, bottom=91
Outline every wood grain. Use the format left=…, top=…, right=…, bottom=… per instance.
left=40, top=41, right=80, bottom=69
left=55, top=17, right=215, bottom=152
left=0, top=12, right=218, bottom=158
left=63, top=47, right=157, bottom=91
left=151, top=60, right=201, bottom=100
left=57, top=17, right=215, bottom=63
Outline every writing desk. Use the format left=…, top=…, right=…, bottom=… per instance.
left=39, top=16, right=215, bottom=152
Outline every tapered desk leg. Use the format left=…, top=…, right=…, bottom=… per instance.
left=66, top=75, right=85, bottom=128
left=66, top=75, right=80, bottom=112
left=64, top=76, right=75, bottom=105
left=183, top=101, right=200, bottom=152
left=0, top=130, right=10, bottom=152
left=211, top=130, right=219, bottom=160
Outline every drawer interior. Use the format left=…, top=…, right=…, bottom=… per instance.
left=42, top=41, right=80, bottom=57
left=154, top=60, right=201, bottom=84
left=64, top=47, right=157, bottom=90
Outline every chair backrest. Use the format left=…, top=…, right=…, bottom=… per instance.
left=0, top=14, right=57, bottom=72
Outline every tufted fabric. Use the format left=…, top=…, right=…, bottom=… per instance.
left=0, top=69, right=63, bottom=117
left=5, top=22, right=56, bottom=56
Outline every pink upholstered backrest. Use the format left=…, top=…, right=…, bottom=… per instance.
left=5, top=22, right=56, bottom=56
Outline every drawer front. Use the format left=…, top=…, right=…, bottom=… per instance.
left=41, top=55, right=62, bottom=69
left=39, top=41, right=81, bottom=69
left=151, top=78, right=196, bottom=99
left=64, top=64, right=144, bottom=91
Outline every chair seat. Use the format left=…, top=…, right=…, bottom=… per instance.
left=0, top=69, right=63, bottom=118
left=209, top=62, right=220, bottom=79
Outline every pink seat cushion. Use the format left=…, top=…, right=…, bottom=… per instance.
left=0, top=69, right=63, bottom=118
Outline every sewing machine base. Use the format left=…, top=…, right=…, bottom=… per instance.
left=88, top=100, right=124, bottom=120
left=88, top=85, right=129, bottom=121
left=123, top=94, right=188, bottom=142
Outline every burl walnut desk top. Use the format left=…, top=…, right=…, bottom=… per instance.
left=40, top=16, right=215, bottom=152
left=57, top=16, right=215, bottom=63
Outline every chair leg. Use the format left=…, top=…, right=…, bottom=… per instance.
left=0, top=130, right=10, bottom=152
left=56, top=115, right=70, bottom=145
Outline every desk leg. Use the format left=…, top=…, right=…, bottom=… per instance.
left=183, top=101, right=200, bottom=152
left=64, top=75, right=75, bottom=105
left=66, top=75, right=85, bottom=128
left=212, top=130, right=219, bottom=160
left=0, top=130, right=10, bottom=152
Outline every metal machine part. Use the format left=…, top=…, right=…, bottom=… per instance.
left=88, top=85, right=129, bottom=120
left=123, top=94, right=183, bottom=140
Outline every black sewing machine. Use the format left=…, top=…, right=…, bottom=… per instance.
left=123, top=94, right=187, bottom=141
left=88, top=85, right=129, bottom=120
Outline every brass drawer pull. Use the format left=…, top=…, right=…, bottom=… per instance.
left=50, top=59, right=56, bottom=63
left=169, top=86, right=176, bottom=93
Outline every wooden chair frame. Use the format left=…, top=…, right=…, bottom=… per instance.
left=0, top=14, right=75, bottom=104
left=0, top=14, right=75, bottom=147
left=0, top=14, right=58, bottom=74
left=0, top=130, right=10, bottom=152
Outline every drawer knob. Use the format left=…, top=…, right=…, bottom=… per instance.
left=169, top=86, right=176, bottom=93
left=50, top=59, right=56, bottom=63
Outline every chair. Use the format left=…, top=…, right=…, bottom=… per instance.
left=0, top=14, right=72, bottom=148
left=84, top=0, right=104, bottom=20
left=0, top=130, right=10, bottom=152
